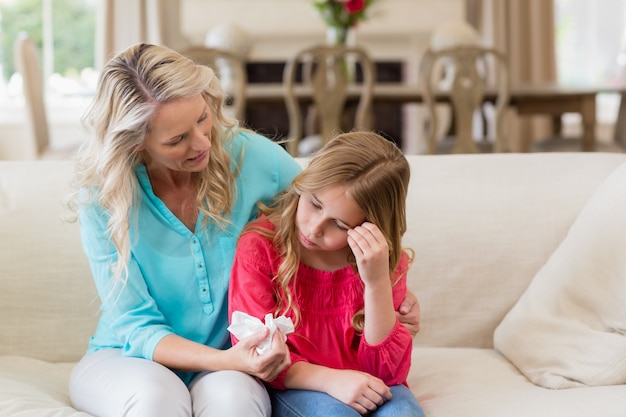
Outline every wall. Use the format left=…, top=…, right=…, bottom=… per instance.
left=181, top=0, right=465, bottom=64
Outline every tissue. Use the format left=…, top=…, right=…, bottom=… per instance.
left=228, top=311, right=294, bottom=354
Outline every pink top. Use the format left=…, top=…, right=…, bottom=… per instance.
left=229, top=219, right=413, bottom=389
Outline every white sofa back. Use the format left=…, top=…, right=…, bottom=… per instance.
left=0, top=161, right=97, bottom=363
left=405, top=153, right=626, bottom=348
left=1, top=153, right=625, bottom=363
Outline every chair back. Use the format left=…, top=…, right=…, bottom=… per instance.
left=283, top=45, right=376, bottom=156
left=420, top=45, right=509, bottom=154
left=180, top=46, right=248, bottom=121
left=14, top=32, right=49, bottom=158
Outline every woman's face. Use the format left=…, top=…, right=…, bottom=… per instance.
left=141, top=94, right=213, bottom=172
left=296, top=184, right=366, bottom=253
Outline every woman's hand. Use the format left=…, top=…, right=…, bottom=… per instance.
left=398, top=290, right=421, bottom=335
left=229, top=327, right=291, bottom=381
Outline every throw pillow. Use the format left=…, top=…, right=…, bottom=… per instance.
left=494, top=161, right=626, bottom=389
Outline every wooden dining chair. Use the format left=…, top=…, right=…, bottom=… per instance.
left=283, top=44, right=376, bottom=156
left=14, top=32, right=79, bottom=160
left=180, top=46, right=248, bottom=121
left=419, top=45, right=510, bottom=154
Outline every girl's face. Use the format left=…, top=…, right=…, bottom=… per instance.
left=296, top=184, right=366, bottom=253
left=141, top=94, right=212, bottom=173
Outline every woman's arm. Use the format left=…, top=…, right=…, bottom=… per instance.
left=79, top=202, right=175, bottom=359
left=153, top=329, right=290, bottom=381
left=229, top=226, right=306, bottom=386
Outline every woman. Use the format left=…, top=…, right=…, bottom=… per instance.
left=66, top=43, right=420, bottom=417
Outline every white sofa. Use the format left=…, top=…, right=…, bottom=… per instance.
left=2, top=152, right=626, bottom=416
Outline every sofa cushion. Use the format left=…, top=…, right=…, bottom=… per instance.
left=494, top=161, right=626, bottom=388
left=411, top=347, right=626, bottom=417
left=0, top=356, right=92, bottom=416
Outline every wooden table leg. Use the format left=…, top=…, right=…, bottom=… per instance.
left=580, top=94, right=596, bottom=151
left=613, top=93, right=626, bottom=148
left=552, top=114, right=562, bottom=136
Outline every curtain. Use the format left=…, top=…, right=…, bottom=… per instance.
left=95, top=0, right=190, bottom=70
left=467, top=0, right=557, bottom=151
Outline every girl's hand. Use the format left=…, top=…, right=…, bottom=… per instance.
left=228, top=328, right=291, bottom=381
left=347, top=222, right=390, bottom=287
left=348, top=222, right=396, bottom=344
left=324, top=369, right=392, bottom=415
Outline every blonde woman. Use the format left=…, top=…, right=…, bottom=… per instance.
left=66, top=43, right=299, bottom=417
left=229, top=132, right=424, bottom=417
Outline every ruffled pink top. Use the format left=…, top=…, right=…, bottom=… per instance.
left=229, top=219, right=413, bottom=389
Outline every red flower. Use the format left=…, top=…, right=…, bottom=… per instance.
left=314, top=0, right=373, bottom=29
left=345, top=0, right=365, bottom=13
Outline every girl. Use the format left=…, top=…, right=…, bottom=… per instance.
left=229, top=132, right=424, bottom=417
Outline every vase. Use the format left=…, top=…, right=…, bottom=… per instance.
left=326, top=26, right=356, bottom=47
left=325, top=26, right=357, bottom=82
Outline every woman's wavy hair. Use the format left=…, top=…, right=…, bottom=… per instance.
left=65, top=43, right=238, bottom=297
left=248, top=131, right=411, bottom=331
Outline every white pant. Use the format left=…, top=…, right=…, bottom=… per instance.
left=69, top=349, right=271, bottom=417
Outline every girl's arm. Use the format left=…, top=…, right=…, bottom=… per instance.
left=347, top=222, right=397, bottom=344
left=283, top=361, right=392, bottom=415
left=347, top=222, right=413, bottom=385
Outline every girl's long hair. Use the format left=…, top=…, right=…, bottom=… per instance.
left=66, top=43, right=238, bottom=298
left=246, top=131, right=411, bottom=330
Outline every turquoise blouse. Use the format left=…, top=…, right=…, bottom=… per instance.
left=79, top=131, right=301, bottom=384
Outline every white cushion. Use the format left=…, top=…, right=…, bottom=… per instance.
left=0, top=356, right=91, bottom=416
left=494, top=161, right=626, bottom=388
left=410, top=347, right=626, bottom=417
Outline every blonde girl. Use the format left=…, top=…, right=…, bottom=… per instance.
left=229, top=132, right=424, bottom=417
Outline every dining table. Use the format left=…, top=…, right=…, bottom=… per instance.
left=245, top=82, right=626, bottom=152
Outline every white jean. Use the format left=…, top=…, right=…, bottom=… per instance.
left=69, top=349, right=271, bottom=417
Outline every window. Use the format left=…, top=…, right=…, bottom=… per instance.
left=555, top=0, right=626, bottom=134
left=555, top=0, right=626, bottom=85
left=0, top=0, right=97, bottom=105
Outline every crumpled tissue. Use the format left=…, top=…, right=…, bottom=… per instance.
left=228, top=311, right=294, bottom=354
